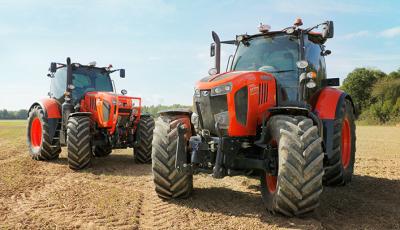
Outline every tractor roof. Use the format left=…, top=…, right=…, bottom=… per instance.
left=222, top=19, right=331, bottom=45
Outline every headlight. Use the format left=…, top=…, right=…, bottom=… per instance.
left=214, top=111, right=229, bottom=129
left=211, top=82, right=232, bottom=96
left=194, top=88, right=201, bottom=97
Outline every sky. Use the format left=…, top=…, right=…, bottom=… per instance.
left=1, top=0, right=400, bottom=110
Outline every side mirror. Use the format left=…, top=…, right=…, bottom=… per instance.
left=210, top=43, right=215, bottom=57
left=321, top=50, right=332, bottom=56
left=50, top=62, right=57, bottom=73
left=120, top=69, right=125, bottom=78
left=322, top=21, right=334, bottom=39
left=121, top=89, right=127, bottom=95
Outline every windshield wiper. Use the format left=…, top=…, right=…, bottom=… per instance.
left=268, top=69, right=295, bottom=73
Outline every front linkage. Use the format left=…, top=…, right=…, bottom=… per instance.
left=174, top=121, right=278, bottom=179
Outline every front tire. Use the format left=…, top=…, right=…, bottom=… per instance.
left=260, top=115, right=324, bottom=216
left=134, top=115, right=155, bottom=163
left=27, top=106, right=60, bottom=160
left=323, top=100, right=356, bottom=186
left=67, top=116, right=92, bottom=170
left=93, top=145, right=112, bottom=157
left=152, top=115, right=193, bottom=199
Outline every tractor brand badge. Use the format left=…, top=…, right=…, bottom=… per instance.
left=202, top=91, right=209, bottom=97
left=250, top=86, right=259, bottom=95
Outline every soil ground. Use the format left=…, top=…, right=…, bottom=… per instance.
left=0, top=120, right=399, bottom=229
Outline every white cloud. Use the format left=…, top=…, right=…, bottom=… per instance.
left=340, top=30, right=370, bottom=40
left=379, top=26, right=400, bottom=38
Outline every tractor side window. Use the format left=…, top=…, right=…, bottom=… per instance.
left=305, top=38, right=326, bottom=80
left=94, top=73, right=113, bottom=92
left=305, top=42, right=320, bottom=73
left=50, top=68, right=67, bottom=100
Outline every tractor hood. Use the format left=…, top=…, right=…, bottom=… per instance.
left=193, top=70, right=277, bottom=137
left=80, top=91, right=142, bottom=130
left=195, top=71, right=275, bottom=90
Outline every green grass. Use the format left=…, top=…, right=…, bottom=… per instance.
left=0, top=119, right=26, bottom=125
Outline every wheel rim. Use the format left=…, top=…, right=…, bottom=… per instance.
left=341, top=117, right=351, bottom=169
left=30, top=117, right=42, bottom=148
left=266, top=139, right=278, bottom=193
left=266, top=175, right=277, bottom=193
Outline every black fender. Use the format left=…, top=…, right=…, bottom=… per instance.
left=158, top=108, right=192, bottom=117
left=255, top=106, right=323, bottom=148
left=69, top=112, right=92, bottom=118
left=158, top=108, right=195, bottom=137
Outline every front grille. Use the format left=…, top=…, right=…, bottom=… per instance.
left=102, top=101, right=110, bottom=122
left=195, top=91, right=227, bottom=135
left=235, top=86, right=248, bottom=125
left=259, top=82, right=268, bottom=104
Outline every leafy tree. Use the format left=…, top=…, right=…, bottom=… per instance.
left=341, top=68, right=386, bottom=111
left=141, top=104, right=192, bottom=117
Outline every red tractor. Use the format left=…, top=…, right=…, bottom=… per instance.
left=27, top=58, right=154, bottom=169
left=152, top=20, right=356, bottom=216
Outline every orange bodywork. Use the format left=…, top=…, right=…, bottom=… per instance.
left=80, top=92, right=141, bottom=134
left=40, top=98, right=61, bottom=119
left=195, top=71, right=277, bottom=137
left=312, top=87, right=343, bottom=119
left=195, top=71, right=346, bottom=137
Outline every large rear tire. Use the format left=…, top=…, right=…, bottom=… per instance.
left=134, top=115, right=155, bottom=163
left=323, top=100, right=356, bottom=186
left=260, top=115, right=324, bottom=216
left=67, top=116, right=92, bottom=170
left=27, top=106, right=60, bottom=160
left=152, top=115, right=193, bottom=199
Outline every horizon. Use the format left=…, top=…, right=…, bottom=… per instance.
left=1, top=0, right=400, bottom=110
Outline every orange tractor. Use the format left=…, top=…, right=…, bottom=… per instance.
left=152, top=20, right=356, bottom=216
left=27, top=58, right=154, bottom=169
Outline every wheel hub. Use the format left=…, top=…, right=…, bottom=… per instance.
left=30, top=117, right=43, bottom=148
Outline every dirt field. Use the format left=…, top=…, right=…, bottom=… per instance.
left=0, top=120, right=399, bottom=229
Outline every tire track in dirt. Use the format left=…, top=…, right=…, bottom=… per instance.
left=2, top=173, right=143, bottom=229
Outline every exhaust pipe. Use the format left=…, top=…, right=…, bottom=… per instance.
left=66, top=57, right=72, bottom=94
left=62, top=57, right=74, bottom=125
left=212, top=31, right=221, bottom=74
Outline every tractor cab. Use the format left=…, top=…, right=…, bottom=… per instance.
left=208, top=19, right=337, bottom=105
left=48, top=61, right=125, bottom=105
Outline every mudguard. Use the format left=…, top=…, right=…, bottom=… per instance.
left=28, top=98, right=61, bottom=143
left=28, top=98, right=61, bottom=119
left=313, top=87, right=355, bottom=160
left=158, top=108, right=192, bottom=117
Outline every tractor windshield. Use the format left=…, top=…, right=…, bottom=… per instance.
left=72, top=67, right=113, bottom=102
left=232, top=34, right=300, bottom=101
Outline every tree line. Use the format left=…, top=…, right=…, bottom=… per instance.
left=341, top=68, right=400, bottom=124
left=0, top=105, right=191, bottom=120
left=0, top=109, right=28, bottom=119
left=2, top=67, right=399, bottom=124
